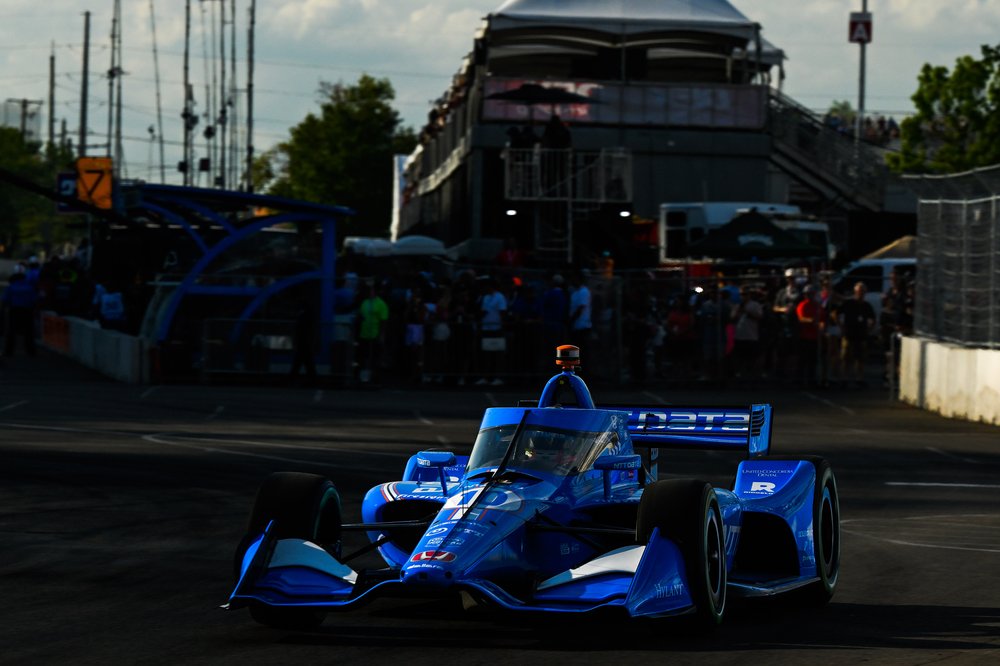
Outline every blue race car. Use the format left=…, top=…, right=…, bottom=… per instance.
left=227, top=345, right=840, bottom=628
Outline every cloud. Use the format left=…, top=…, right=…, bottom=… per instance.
left=3, top=0, right=999, bottom=182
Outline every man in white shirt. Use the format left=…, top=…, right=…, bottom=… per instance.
left=478, top=278, right=508, bottom=385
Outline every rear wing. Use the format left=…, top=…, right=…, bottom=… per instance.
left=622, top=405, right=772, bottom=458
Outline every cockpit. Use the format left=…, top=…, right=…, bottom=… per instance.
left=467, top=409, right=627, bottom=477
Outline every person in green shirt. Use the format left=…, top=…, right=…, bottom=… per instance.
left=357, top=282, right=389, bottom=383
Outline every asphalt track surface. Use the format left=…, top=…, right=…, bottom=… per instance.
left=2, top=351, right=999, bottom=665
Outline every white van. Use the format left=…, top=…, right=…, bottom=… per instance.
left=832, top=257, right=916, bottom=322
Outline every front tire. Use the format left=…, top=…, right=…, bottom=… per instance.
left=637, top=479, right=727, bottom=626
left=767, top=456, right=841, bottom=604
left=237, top=472, right=343, bottom=630
left=805, top=458, right=840, bottom=604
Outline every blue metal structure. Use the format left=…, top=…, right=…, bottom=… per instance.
left=121, top=183, right=354, bottom=354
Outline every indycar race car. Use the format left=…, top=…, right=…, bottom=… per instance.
left=226, top=345, right=840, bottom=628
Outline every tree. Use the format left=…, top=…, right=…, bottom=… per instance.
left=888, top=45, right=1000, bottom=174
left=826, top=100, right=856, bottom=128
left=0, top=128, right=74, bottom=255
left=258, top=75, right=417, bottom=237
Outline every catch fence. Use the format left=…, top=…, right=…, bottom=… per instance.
left=905, top=165, right=1000, bottom=348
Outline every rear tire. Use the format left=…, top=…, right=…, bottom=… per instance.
left=637, top=479, right=727, bottom=626
left=237, top=472, right=343, bottom=630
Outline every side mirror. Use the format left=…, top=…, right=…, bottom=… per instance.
left=416, top=451, right=456, bottom=493
left=416, top=451, right=456, bottom=468
left=594, top=454, right=643, bottom=499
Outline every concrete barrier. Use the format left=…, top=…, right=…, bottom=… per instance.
left=900, top=336, right=1000, bottom=425
left=39, top=312, right=148, bottom=384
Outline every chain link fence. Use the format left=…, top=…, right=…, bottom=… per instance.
left=905, top=165, right=1000, bottom=348
left=194, top=266, right=856, bottom=388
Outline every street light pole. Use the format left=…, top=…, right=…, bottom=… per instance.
left=855, top=0, right=868, bottom=145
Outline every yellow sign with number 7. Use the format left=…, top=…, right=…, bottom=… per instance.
left=76, top=156, right=114, bottom=210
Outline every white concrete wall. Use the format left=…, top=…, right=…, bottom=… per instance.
left=900, top=336, right=1000, bottom=425
left=40, top=313, right=148, bottom=384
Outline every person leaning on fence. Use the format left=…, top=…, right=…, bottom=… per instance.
left=819, top=278, right=844, bottom=388
left=424, top=284, right=452, bottom=384
left=403, top=290, right=428, bottom=384
left=731, top=285, right=762, bottom=382
left=540, top=274, right=569, bottom=369
left=357, top=282, right=389, bottom=384
left=796, top=285, right=821, bottom=387
left=839, top=281, right=876, bottom=388
left=880, top=269, right=908, bottom=388
left=665, top=298, right=697, bottom=382
left=1, top=272, right=39, bottom=358
left=772, top=269, right=802, bottom=379
left=476, top=278, right=508, bottom=386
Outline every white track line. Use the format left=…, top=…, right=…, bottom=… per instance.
left=143, top=433, right=406, bottom=457
left=205, top=405, right=225, bottom=421
left=139, top=386, right=159, bottom=400
left=641, top=391, right=670, bottom=405
left=886, top=482, right=1000, bottom=489
left=0, top=422, right=124, bottom=435
left=801, top=391, right=855, bottom=416
left=925, top=446, right=978, bottom=464
left=436, top=435, right=450, bottom=446
left=0, top=400, right=28, bottom=412
left=413, top=410, right=433, bottom=426
left=842, top=529, right=1000, bottom=554
left=485, top=393, right=498, bottom=407
left=142, top=433, right=341, bottom=468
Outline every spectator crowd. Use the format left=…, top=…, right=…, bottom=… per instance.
left=3, top=249, right=914, bottom=391
left=325, top=261, right=915, bottom=391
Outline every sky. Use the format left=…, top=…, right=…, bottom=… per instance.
left=1, top=0, right=999, bottom=186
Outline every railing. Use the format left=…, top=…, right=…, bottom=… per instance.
left=201, top=318, right=356, bottom=380
left=503, top=148, right=632, bottom=203
left=768, top=91, right=891, bottom=210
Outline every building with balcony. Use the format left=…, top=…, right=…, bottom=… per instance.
left=396, top=0, right=905, bottom=266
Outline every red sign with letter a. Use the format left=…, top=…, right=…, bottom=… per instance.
left=849, top=11, right=873, bottom=44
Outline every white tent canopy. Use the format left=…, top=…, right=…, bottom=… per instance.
left=490, top=0, right=760, bottom=42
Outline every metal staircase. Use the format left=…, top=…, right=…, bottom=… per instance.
left=768, top=91, right=893, bottom=211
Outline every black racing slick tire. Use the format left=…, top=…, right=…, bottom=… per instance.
left=637, top=479, right=727, bottom=627
left=805, top=458, right=841, bottom=604
left=237, top=472, right=343, bottom=630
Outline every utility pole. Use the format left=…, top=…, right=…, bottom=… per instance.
left=218, top=0, right=227, bottom=189
left=48, top=45, right=55, bottom=152
left=854, top=0, right=871, bottom=140
left=149, top=0, right=166, bottom=183
left=847, top=1, right=873, bottom=179
left=7, top=98, right=43, bottom=141
left=230, top=0, right=238, bottom=190
left=113, top=0, right=124, bottom=175
left=79, top=10, right=90, bottom=157
left=107, top=4, right=116, bottom=158
left=182, top=0, right=191, bottom=186
left=246, top=0, right=256, bottom=193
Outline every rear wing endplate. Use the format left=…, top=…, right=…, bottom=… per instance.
left=623, top=405, right=772, bottom=458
